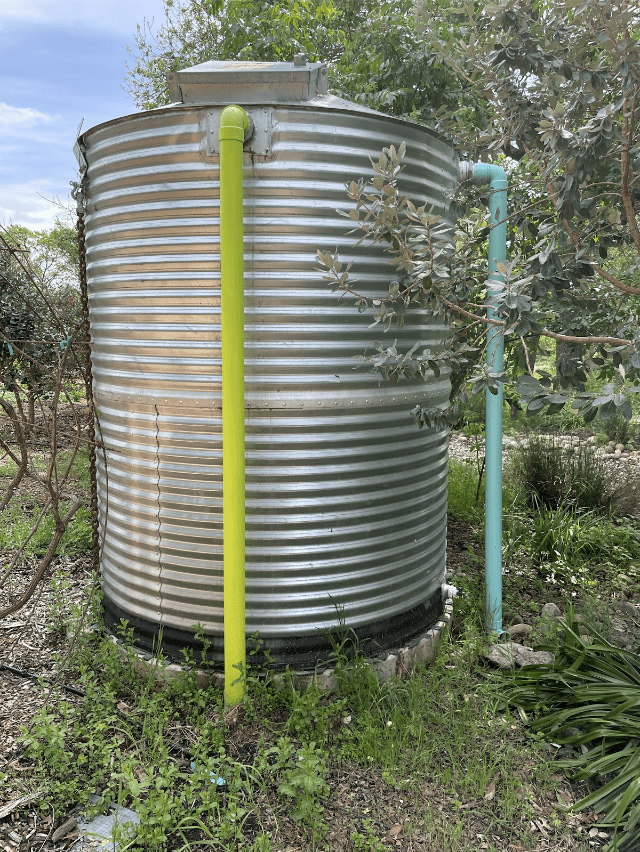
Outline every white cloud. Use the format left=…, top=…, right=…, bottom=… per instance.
left=0, top=103, right=53, bottom=135
left=0, top=0, right=166, bottom=35
left=0, top=181, right=71, bottom=231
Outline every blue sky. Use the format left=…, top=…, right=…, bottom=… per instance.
left=0, top=0, right=166, bottom=230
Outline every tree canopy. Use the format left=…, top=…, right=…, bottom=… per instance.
left=319, top=0, right=640, bottom=424
left=0, top=222, right=81, bottom=427
left=126, top=0, right=640, bottom=423
left=124, top=0, right=479, bottom=131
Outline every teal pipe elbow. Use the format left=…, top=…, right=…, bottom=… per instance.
left=460, top=162, right=508, bottom=636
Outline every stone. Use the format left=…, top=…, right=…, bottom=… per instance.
left=373, top=655, right=398, bottom=684
left=484, top=642, right=554, bottom=669
left=413, top=634, right=438, bottom=666
left=541, top=602, right=562, bottom=618
left=315, top=668, right=338, bottom=691
left=616, top=443, right=626, bottom=452
left=506, top=623, right=534, bottom=641
left=617, top=600, right=638, bottom=617
left=611, top=633, right=635, bottom=650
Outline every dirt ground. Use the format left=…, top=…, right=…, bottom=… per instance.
left=1, top=432, right=636, bottom=851
left=0, top=548, right=621, bottom=852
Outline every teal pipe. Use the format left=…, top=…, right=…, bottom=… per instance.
left=460, top=162, right=508, bottom=636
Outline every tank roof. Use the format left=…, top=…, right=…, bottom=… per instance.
left=166, top=59, right=329, bottom=105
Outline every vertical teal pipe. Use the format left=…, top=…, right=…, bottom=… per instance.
left=219, top=105, right=250, bottom=705
left=467, top=162, right=508, bottom=636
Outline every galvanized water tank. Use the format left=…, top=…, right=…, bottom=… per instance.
left=78, top=60, right=457, bottom=668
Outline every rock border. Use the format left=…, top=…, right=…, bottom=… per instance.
left=110, top=598, right=454, bottom=693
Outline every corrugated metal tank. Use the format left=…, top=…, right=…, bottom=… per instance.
left=78, top=60, right=457, bottom=668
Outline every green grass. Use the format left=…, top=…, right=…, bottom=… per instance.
left=449, top=423, right=640, bottom=601
left=446, top=415, right=640, bottom=852
left=0, top=445, right=92, bottom=557
left=503, top=504, right=640, bottom=592
left=0, top=446, right=90, bottom=485
left=507, top=436, right=640, bottom=516
left=18, top=619, right=569, bottom=852
left=0, top=500, right=92, bottom=556
left=448, top=457, right=485, bottom=523
left=9, top=362, right=640, bottom=851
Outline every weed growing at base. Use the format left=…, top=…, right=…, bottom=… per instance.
left=17, top=607, right=568, bottom=852
left=448, top=457, right=485, bottom=523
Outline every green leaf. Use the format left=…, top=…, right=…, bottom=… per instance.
left=526, top=397, right=546, bottom=413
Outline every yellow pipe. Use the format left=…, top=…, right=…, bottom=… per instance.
left=219, top=104, right=250, bottom=706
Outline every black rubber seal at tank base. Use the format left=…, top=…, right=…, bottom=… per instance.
left=102, top=587, right=444, bottom=672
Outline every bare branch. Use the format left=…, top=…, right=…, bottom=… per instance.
left=0, top=399, right=28, bottom=512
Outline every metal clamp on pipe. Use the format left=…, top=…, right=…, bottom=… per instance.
left=459, top=161, right=508, bottom=637
left=220, top=104, right=251, bottom=706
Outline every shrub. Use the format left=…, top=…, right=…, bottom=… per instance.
left=505, top=611, right=640, bottom=852
left=596, top=412, right=638, bottom=448
left=508, top=436, right=640, bottom=516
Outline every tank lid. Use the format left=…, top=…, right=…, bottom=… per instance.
left=166, top=60, right=329, bottom=105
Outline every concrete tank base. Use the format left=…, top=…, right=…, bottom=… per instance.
left=108, top=597, right=453, bottom=691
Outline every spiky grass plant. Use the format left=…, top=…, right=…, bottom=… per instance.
left=508, top=436, right=640, bottom=516
left=505, top=611, right=640, bottom=851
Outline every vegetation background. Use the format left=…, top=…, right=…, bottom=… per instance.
left=2, top=0, right=640, bottom=850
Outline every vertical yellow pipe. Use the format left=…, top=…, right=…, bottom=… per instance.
left=219, top=105, right=250, bottom=705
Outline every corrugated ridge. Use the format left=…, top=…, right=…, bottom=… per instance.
left=84, top=101, right=456, bottom=642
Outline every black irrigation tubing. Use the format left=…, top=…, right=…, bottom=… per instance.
left=0, top=662, right=86, bottom=696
